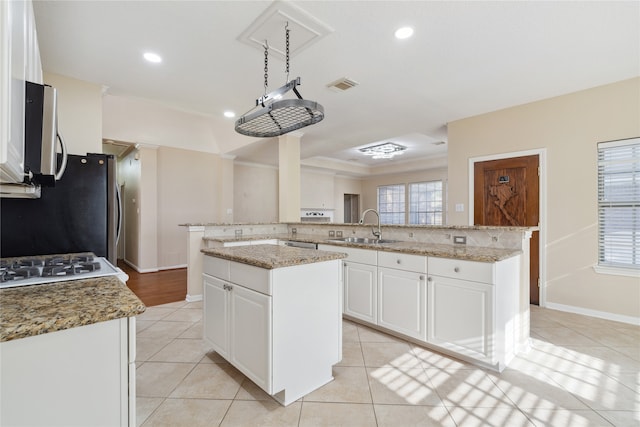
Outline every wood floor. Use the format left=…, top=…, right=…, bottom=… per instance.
left=118, top=260, right=187, bottom=307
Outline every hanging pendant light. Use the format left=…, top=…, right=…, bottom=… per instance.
left=235, top=24, right=324, bottom=138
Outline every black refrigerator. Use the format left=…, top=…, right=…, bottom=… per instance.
left=0, top=153, right=120, bottom=264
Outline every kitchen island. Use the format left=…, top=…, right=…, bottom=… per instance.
left=0, top=275, right=145, bottom=426
left=201, top=244, right=346, bottom=406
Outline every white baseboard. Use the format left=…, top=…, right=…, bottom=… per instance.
left=545, top=302, right=640, bottom=326
left=159, top=264, right=187, bottom=271
left=123, top=259, right=159, bottom=273
left=122, top=259, right=186, bottom=273
left=186, top=294, right=203, bottom=303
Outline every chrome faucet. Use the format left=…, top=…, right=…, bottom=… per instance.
left=359, top=209, right=381, bottom=240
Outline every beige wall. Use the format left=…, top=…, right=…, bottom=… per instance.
left=102, top=94, right=221, bottom=154
left=118, top=149, right=141, bottom=269
left=234, top=163, right=279, bottom=223
left=43, top=72, right=102, bottom=155
left=157, top=146, right=225, bottom=268
left=448, top=78, right=640, bottom=319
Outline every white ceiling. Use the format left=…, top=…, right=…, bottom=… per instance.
left=33, top=1, right=639, bottom=174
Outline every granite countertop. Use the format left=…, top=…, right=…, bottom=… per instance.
left=204, top=234, right=521, bottom=262
left=0, top=276, right=146, bottom=343
left=202, top=244, right=347, bottom=269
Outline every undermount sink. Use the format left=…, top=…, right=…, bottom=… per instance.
left=328, top=237, right=401, bottom=245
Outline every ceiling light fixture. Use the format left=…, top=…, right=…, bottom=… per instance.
left=235, top=23, right=324, bottom=138
left=394, top=26, right=414, bottom=40
left=359, top=142, right=407, bottom=159
left=224, top=111, right=236, bottom=118
left=143, top=52, right=162, bottom=63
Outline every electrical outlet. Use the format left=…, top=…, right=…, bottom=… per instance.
left=235, top=229, right=243, bottom=238
left=336, top=231, right=343, bottom=237
left=453, top=236, right=467, bottom=244
left=291, top=228, right=297, bottom=234
left=328, top=230, right=335, bottom=237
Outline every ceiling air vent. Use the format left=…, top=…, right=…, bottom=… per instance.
left=327, top=77, right=359, bottom=92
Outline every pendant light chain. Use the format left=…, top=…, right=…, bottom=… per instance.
left=263, top=41, right=269, bottom=96
left=285, top=22, right=290, bottom=84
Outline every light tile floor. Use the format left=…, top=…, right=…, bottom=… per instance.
left=135, top=302, right=639, bottom=426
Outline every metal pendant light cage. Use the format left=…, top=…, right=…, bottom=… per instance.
left=235, top=24, right=324, bottom=138
left=235, top=78, right=324, bottom=138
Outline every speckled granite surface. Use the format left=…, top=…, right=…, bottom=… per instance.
left=0, top=276, right=145, bottom=342
left=202, top=244, right=347, bottom=269
left=203, top=234, right=521, bottom=262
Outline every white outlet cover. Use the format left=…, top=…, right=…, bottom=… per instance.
left=455, top=203, right=464, bottom=212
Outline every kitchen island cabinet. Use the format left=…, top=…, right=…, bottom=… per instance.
left=201, top=244, right=346, bottom=406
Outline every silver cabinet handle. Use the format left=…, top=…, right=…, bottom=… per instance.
left=419, top=275, right=425, bottom=280
left=454, top=267, right=460, bottom=273
left=396, top=259, right=401, bottom=264
left=427, top=276, right=433, bottom=282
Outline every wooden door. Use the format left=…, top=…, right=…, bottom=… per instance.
left=474, top=155, right=540, bottom=305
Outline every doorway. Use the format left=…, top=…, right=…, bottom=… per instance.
left=473, top=154, right=541, bottom=305
left=344, top=194, right=360, bottom=223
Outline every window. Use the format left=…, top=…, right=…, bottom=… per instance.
left=409, top=181, right=443, bottom=225
left=597, top=138, right=640, bottom=271
left=378, top=184, right=405, bottom=224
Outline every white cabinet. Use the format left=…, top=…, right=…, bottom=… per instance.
left=1, top=317, right=135, bottom=426
left=229, top=283, right=272, bottom=391
left=319, top=244, right=378, bottom=324
left=343, top=261, right=378, bottom=323
left=203, top=272, right=271, bottom=390
left=378, top=255, right=427, bottom=341
left=203, top=275, right=230, bottom=358
left=203, top=255, right=341, bottom=406
left=427, top=274, right=493, bottom=361
left=1, top=0, right=42, bottom=184
left=427, top=256, right=519, bottom=370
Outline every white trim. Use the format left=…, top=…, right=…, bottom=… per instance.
left=123, top=258, right=158, bottom=273
left=468, top=148, right=547, bottom=307
left=159, top=263, right=188, bottom=271
left=593, top=265, right=640, bottom=278
left=185, top=294, right=203, bottom=303
left=545, top=302, right=640, bottom=326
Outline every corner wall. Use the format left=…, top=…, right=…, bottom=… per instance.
left=447, top=77, right=640, bottom=320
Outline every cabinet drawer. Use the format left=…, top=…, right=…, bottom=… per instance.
left=428, top=257, right=494, bottom=284
left=378, top=251, right=427, bottom=273
left=203, top=255, right=229, bottom=280
left=229, top=261, right=272, bottom=295
left=332, top=245, right=377, bottom=265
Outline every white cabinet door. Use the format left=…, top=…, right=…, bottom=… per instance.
left=230, top=284, right=272, bottom=393
left=203, top=275, right=229, bottom=358
left=343, top=261, right=377, bottom=323
left=427, top=275, right=494, bottom=363
left=0, top=0, right=26, bottom=183
left=378, top=267, right=427, bottom=341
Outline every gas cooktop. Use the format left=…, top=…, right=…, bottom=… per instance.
left=0, top=253, right=121, bottom=289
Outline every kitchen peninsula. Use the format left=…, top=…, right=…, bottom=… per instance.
left=201, top=244, right=346, bottom=405
left=183, top=222, right=535, bottom=371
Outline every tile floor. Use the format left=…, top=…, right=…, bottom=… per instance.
left=135, top=302, right=639, bottom=426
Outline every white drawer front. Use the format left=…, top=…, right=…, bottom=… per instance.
left=229, top=261, right=272, bottom=295
left=203, top=255, right=230, bottom=280
left=378, top=251, right=427, bottom=273
left=331, top=245, right=377, bottom=265
left=428, top=257, right=494, bottom=284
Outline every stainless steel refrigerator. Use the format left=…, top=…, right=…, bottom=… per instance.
left=1, top=153, right=120, bottom=264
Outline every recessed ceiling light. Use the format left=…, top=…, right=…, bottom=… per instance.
left=224, top=111, right=236, bottom=118
left=143, top=52, right=162, bottom=63
left=394, top=27, right=414, bottom=40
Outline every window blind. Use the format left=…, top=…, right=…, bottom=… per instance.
left=597, top=138, right=640, bottom=270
